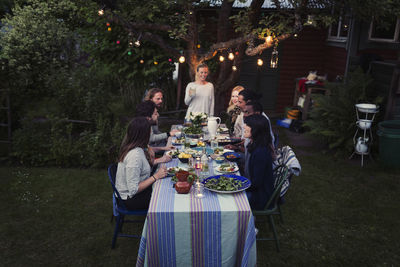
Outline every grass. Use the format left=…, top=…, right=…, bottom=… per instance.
left=1, top=127, right=400, bottom=266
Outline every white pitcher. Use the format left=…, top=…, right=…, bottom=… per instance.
left=207, top=116, right=221, bottom=138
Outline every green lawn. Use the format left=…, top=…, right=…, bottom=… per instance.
left=1, top=129, right=399, bottom=266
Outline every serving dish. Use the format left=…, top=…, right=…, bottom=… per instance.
left=202, top=174, right=251, bottom=194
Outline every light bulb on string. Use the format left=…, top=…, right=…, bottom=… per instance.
left=127, top=51, right=132, bottom=56
left=116, top=40, right=120, bottom=45
left=107, top=27, right=112, bottom=32
left=232, top=65, right=237, bottom=71
left=134, top=40, right=141, bottom=47
left=228, top=52, right=234, bottom=60
left=219, top=55, right=225, bottom=62
left=129, top=41, right=134, bottom=47
left=179, top=56, right=185, bottom=63
left=140, top=59, right=144, bottom=64
left=98, top=9, right=104, bottom=16
left=293, top=33, right=298, bottom=38
left=270, top=46, right=279, bottom=68
left=257, top=58, right=263, bottom=66
left=154, top=61, right=158, bottom=65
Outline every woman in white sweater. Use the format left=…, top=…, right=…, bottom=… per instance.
left=184, top=63, right=215, bottom=118
left=115, top=117, right=168, bottom=210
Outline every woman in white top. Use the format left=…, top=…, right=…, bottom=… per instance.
left=184, top=63, right=215, bottom=118
left=115, top=117, right=168, bottom=210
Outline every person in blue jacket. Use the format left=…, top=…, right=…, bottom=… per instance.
left=243, top=114, right=275, bottom=210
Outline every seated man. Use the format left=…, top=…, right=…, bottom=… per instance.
left=135, top=101, right=176, bottom=152
left=136, top=98, right=179, bottom=147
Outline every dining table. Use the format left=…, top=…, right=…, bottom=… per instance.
left=136, top=125, right=257, bottom=267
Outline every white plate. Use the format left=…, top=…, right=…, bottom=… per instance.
left=215, top=164, right=239, bottom=173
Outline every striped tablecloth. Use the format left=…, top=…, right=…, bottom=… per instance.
left=136, top=149, right=257, bottom=266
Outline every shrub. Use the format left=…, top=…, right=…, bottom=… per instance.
left=303, top=67, right=383, bottom=153
left=11, top=115, right=125, bottom=167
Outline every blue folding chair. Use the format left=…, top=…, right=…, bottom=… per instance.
left=107, top=163, right=148, bottom=249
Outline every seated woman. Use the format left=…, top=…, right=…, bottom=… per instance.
left=243, top=114, right=275, bottom=210
left=226, top=85, right=244, bottom=134
left=115, top=117, right=168, bottom=210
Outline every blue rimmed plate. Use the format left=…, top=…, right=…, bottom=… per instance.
left=202, top=174, right=251, bottom=194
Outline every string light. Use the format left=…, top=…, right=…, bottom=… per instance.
left=219, top=55, right=225, bottom=62
left=228, top=52, right=235, bottom=60
left=293, top=33, right=298, bottom=38
left=127, top=51, right=132, bottom=56
left=306, top=15, right=315, bottom=25
left=257, top=58, right=263, bottom=66
left=232, top=65, right=237, bottom=71
left=154, top=61, right=158, bottom=65
left=116, top=40, right=120, bottom=44
left=106, top=22, right=110, bottom=27
left=134, top=40, right=141, bottom=47
left=98, top=9, right=104, bottom=16
left=168, top=58, right=172, bottom=62
left=107, top=27, right=112, bottom=31
left=270, top=46, right=279, bottom=68
left=179, top=56, right=185, bottom=63
left=140, top=59, right=144, bottom=64
left=197, top=44, right=201, bottom=48
left=129, top=41, right=134, bottom=47
left=266, top=36, right=272, bottom=43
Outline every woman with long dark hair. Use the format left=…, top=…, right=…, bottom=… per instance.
left=116, top=117, right=167, bottom=210
left=243, top=114, right=275, bottom=210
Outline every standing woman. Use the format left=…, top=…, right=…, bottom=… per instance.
left=116, top=117, right=167, bottom=210
left=243, top=114, right=275, bottom=210
left=184, top=63, right=215, bottom=118
left=226, top=85, right=244, bottom=134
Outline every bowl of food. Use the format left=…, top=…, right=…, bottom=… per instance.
left=223, top=151, right=241, bottom=162
left=213, top=147, right=224, bottom=155
left=178, top=152, right=191, bottom=163
left=215, top=156, right=225, bottom=164
left=167, top=150, right=180, bottom=158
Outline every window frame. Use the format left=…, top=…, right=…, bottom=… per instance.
left=327, top=15, right=350, bottom=42
left=368, top=18, right=400, bottom=43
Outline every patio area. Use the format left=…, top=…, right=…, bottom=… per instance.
left=1, top=124, right=399, bottom=266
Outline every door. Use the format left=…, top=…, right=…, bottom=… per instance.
left=238, top=46, right=281, bottom=110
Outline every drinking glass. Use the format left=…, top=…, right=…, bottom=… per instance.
left=211, top=139, right=218, bottom=150
left=193, top=181, right=204, bottom=198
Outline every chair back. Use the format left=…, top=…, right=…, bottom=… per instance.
left=264, top=165, right=290, bottom=211
left=273, top=146, right=301, bottom=197
left=107, top=163, right=129, bottom=211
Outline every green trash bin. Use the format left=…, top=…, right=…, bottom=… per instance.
left=377, top=120, right=400, bottom=168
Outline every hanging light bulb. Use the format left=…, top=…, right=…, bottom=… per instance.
left=140, top=59, right=144, bottom=64
left=306, top=15, right=315, bottom=25
left=257, top=58, right=263, bottom=66
left=270, top=46, right=279, bottom=68
left=98, top=9, right=104, bottom=16
left=134, top=40, right=141, bottom=47
left=129, top=41, right=134, bottom=47
left=293, top=33, right=298, bottom=38
left=197, top=44, right=201, bottom=48
left=179, top=56, right=185, bottom=63
left=232, top=65, right=237, bottom=71
left=127, top=51, right=132, bottom=56
left=219, top=55, right=225, bottom=62
left=154, top=61, right=158, bottom=65
left=107, top=27, right=112, bottom=32
left=228, top=52, right=235, bottom=60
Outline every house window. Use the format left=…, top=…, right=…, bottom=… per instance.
left=327, top=15, right=350, bottom=42
left=369, top=17, right=400, bottom=42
